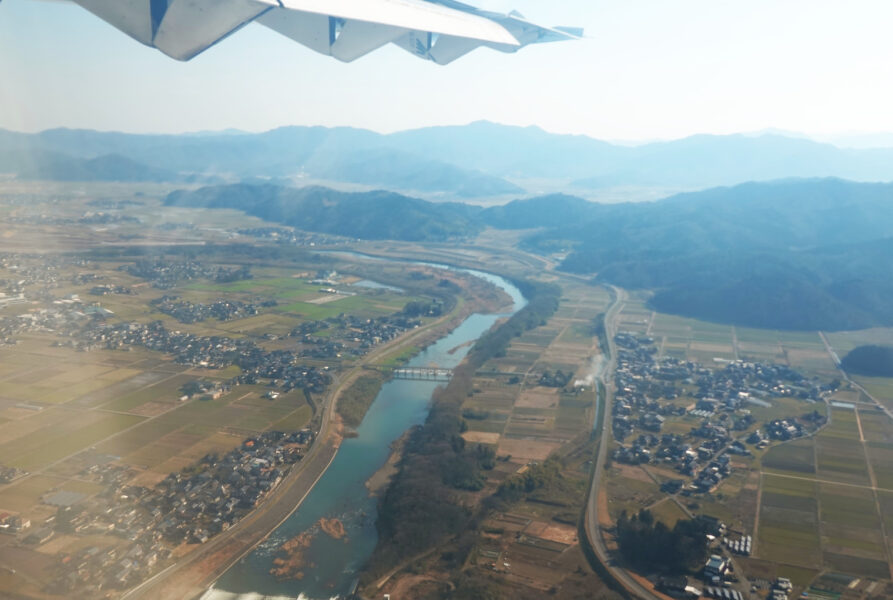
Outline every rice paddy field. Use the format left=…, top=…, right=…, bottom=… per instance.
left=0, top=335, right=314, bottom=524
left=614, top=293, right=866, bottom=381
left=613, top=294, right=893, bottom=583
left=0, top=255, right=428, bottom=535
left=757, top=406, right=893, bottom=579
left=461, top=280, right=610, bottom=467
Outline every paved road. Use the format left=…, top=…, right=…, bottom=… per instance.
left=819, top=331, right=893, bottom=421
left=122, top=301, right=473, bottom=600
left=582, top=286, right=665, bottom=600
left=123, top=437, right=339, bottom=600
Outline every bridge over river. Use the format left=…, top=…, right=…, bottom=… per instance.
left=363, top=364, right=454, bottom=380
left=366, top=364, right=527, bottom=381
left=201, top=589, right=303, bottom=600
left=390, top=366, right=452, bottom=381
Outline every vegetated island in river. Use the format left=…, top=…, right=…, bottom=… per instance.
left=269, top=518, right=348, bottom=581
left=365, top=430, right=411, bottom=496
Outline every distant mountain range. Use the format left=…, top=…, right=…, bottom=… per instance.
left=166, top=177, right=893, bottom=331
left=7, top=122, right=893, bottom=196
left=0, top=126, right=520, bottom=197
left=5, top=121, right=893, bottom=330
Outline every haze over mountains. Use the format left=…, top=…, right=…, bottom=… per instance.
left=3, top=121, right=893, bottom=331
left=7, top=122, right=893, bottom=196
left=167, top=178, right=893, bottom=332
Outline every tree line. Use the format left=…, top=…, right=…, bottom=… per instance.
left=364, top=279, right=561, bottom=579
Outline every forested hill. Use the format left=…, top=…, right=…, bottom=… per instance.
left=164, top=184, right=481, bottom=242
left=516, top=179, right=893, bottom=331
left=166, top=178, right=893, bottom=331
left=841, top=346, right=893, bottom=377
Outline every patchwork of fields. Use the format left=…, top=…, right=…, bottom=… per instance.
left=0, top=336, right=313, bottom=529
left=758, top=406, right=892, bottom=579
left=612, top=293, right=893, bottom=585
left=616, top=293, right=855, bottom=379
left=0, top=257, right=438, bottom=581
left=460, top=282, right=612, bottom=467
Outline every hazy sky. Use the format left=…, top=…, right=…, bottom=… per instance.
left=3, top=0, right=893, bottom=140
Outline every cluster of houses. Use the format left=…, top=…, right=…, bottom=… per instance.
left=80, top=461, right=133, bottom=487
left=121, top=259, right=252, bottom=289
left=237, top=226, right=348, bottom=247
left=611, top=333, right=829, bottom=496
left=0, top=464, right=28, bottom=483
left=764, top=418, right=809, bottom=441
left=79, top=320, right=333, bottom=394
left=659, top=519, right=794, bottom=600
left=45, top=430, right=313, bottom=596
left=78, top=211, right=141, bottom=225
left=0, top=252, right=93, bottom=295
left=295, top=313, right=423, bottom=360
left=0, top=301, right=334, bottom=400
left=89, top=284, right=134, bottom=296
left=699, top=361, right=822, bottom=404
left=70, top=272, right=102, bottom=285
left=659, top=544, right=738, bottom=600
left=724, top=534, right=752, bottom=556
left=0, top=265, right=424, bottom=403
left=345, top=314, right=423, bottom=352
left=0, top=512, right=30, bottom=533
left=48, top=539, right=169, bottom=595
left=150, top=294, right=269, bottom=324
left=0, top=301, right=114, bottom=346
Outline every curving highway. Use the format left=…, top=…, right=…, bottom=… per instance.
left=582, top=285, right=665, bottom=600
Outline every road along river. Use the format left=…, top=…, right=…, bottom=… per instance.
left=206, top=260, right=525, bottom=600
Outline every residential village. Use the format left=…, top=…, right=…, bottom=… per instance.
left=611, top=332, right=836, bottom=600
left=35, top=429, right=314, bottom=596
left=611, top=332, right=828, bottom=495
left=150, top=295, right=266, bottom=324
left=122, top=259, right=252, bottom=290
left=0, top=252, right=453, bottom=599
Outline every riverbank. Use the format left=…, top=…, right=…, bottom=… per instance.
left=205, top=265, right=524, bottom=599
left=122, top=262, right=512, bottom=600
left=359, top=279, right=558, bottom=586
left=365, top=430, right=410, bottom=496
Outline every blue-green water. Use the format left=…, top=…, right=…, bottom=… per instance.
left=211, top=265, right=524, bottom=600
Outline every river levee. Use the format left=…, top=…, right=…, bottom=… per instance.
left=206, top=264, right=525, bottom=600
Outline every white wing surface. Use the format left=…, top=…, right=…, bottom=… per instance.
left=41, top=0, right=579, bottom=63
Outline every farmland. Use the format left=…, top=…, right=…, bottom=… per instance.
left=603, top=292, right=893, bottom=590
left=0, top=190, right=516, bottom=599
left=371, top=276, right=617, bottom=599
left=1, top=182, right=892, bottom=599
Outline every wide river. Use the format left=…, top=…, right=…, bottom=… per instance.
left=208, top=258, right=526, bottom=600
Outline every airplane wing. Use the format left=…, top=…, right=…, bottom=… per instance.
left=44, top=0, right=578, bottom=62
left=395, top=2, right=583, bottom=65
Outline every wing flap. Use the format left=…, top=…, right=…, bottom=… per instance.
left=278, top=0, right=518, bottom=46
left=72, top=0, right=156, bottom=46
left=152, top=0, right=276, bottom=61
left=63, top=0, right=580, bottom=63
left=330, top=20, right=407, bottom=63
